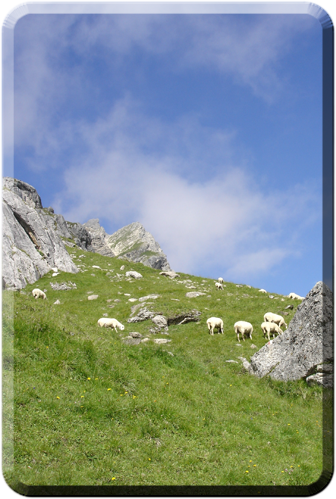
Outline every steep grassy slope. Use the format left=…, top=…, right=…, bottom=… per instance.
left=3, top=247, right=331, bottom=488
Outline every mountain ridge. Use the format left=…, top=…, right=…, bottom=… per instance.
left=2, top=177, right=171, bottom=289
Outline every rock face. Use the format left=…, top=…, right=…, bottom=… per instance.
left=83, top=219, right=115, bottom=257
left=2, top=178, right=78, bottom=290
left=2, top=178, right=172, bottom=289
left=244, top=282, right=333, bottom=385
left=82, top=220, right=171, bottom=271
left=106, top=222, right=171, bottom=271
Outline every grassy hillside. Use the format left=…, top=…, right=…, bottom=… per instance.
left=3, top=247, right=331, bottom=489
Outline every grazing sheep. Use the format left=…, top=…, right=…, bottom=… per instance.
left=288, top=292, right=304, bottom=300
left=263, top=312, right=287, bottom=329
left=206, top=317, right=224, bottom=335
left=97, top=318, right=125, bottom=332
left=218, top=277, right=224, bottom=284
left=261, top=321, right=283, bottom=341
left=234, top=321, right=253, bottom=342
left=258, top=289, right=267, bottom=293
left=32, top=288, right=46, bottom=300
left=215, top=282, right=223, bottom=291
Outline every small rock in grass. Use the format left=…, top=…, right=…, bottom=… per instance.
left=114, top=299, right=121, bottom=302
left=129, top=298, right=137, bottom=302
left=141, top=338, right=150, bottom=343
left=269, top=295, right=274, bottom=299
left=235, top=344, right=242, bottom=347
left=106, top=299, right=113, bottom=302
left=54, top=299, right=61, bottom=305
left=250, top=344, right=257, bottom=349
left=152, top=315, right=168, bottom=328
left=103, top=313, right=108, bottom=317
left=285, top=304, right=294, bottom=310
left=226, top=360, right=238, bottom=363
left=139, top=294, right=159, bottom=302
left=123, top=337, right=141, bottom=346
left=88, top=294, right=98, bottom=300
left=126, top=271, right=143, bottom=279
left=167, top=351, right=174, bottom=356
left=120, top=265, right=125, bottom=270
left=129, top=332, right=142, bottom=338
left=154, top=339, right=171, bottom=344
left=87, top=291, right=93, bottom=294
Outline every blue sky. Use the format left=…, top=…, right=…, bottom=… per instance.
left=7, top=9, right=324, bottom=296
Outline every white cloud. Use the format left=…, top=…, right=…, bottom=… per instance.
left=13, top=13, right=316, bottom=155
left=51, top=99, right=320, bottom=280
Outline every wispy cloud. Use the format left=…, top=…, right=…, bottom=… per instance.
left=14, top=13, right=315, bottom=155
left=51, top=98, right=320, bottom=280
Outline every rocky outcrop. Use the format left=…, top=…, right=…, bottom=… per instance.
left=106, top=222, right=171, bottom=271
left=83, top=219, right=115, bottom=257
left=2, top=178, right=78, bottom=290
left=2, top=178, right=172, bottom=289
left=241, top=282, right=333, bottom=386
left=40, top=209, right=92, bottom=251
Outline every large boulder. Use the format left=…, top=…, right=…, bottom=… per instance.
left=243, top=282, right=333, bottom=384
left=2, top=178, right=78, bottom=290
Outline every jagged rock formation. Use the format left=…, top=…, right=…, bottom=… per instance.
left=106, top=222, right=171, bottom=271
left=241, top=281, right=333, bottom=387
left=2, top=178, right=172, bottom=289
left=2, top=178, right=78, bottom=290
left=41, top=208, right=92, bottom=251
left=82, top=220, right=170, bottom=271
left=83, top=219, right=114, bottom=257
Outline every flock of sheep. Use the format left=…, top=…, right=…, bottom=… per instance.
left=31, top=276, right=303, bottom=342
left=206, top=312, right=287, bottom=343
left=206, top=277, right=303, bottom=343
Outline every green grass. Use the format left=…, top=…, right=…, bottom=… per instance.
left=3, top=247, right=331, bottom=488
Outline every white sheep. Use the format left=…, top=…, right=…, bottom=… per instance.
left=258, top=289, right=267, bottom=293
left=288, top=292, right=304, bottom=300
left=206, top=317, right=224, bottom=335
left=215, top=282, right=223, bottom=290
left=97, top=318, right=125, bottom=332
left=263, top=312, right=287, bottom=329
left=234, top=321, right=253, bottom=342
left=32, top=288, right=46, bottom=300
left=218, top=277, right=224, bottom=284
left=261, top=321, right=283, bottom=341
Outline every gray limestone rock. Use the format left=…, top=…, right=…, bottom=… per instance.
left=126, top=271, right=143, bottom=279
left=106, top=222, right=171, bottom=271
left=138, top=294, right=159, bottom=302
left=123, top=337, right=141, bottom=346
left=2, top=177, right=78, bottom=290
left=246, top=282, right=333, bottom=382
left=154, top=339, right=171, bottom=344
left=186, top=292, right=206, bottom=298
left=127, top=307, right=155, bottom=323
left=306, top=373, right=333, bottom=388
left=83, top=219, right=115, bottom=257
left=50, top=281, right=77, bottom=291
left=151, top=315, right=168, bottom=328
left=167, top=310, right=201, bottom=326
left=160, top=271, right=180, bottom=279
left=88, top=294, right=99, bottom=300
